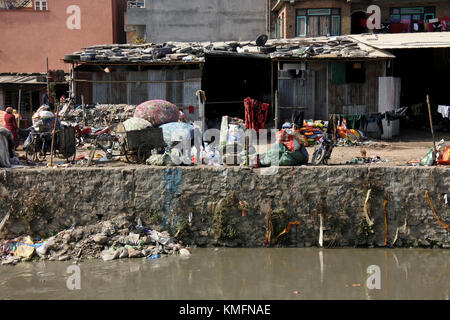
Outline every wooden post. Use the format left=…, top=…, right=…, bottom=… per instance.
left=245, top=135, right=249, bottom=166
left=50, top=103, right=60, bottom=167
left=17, top=87, right=22, bottom=129
left=426, top=95, right=437, bottom=155
left=81, top=95, right=86, bottom=125
left=46, top=57, right=50, bottom=99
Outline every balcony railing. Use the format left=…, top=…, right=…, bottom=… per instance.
left=127, top=1, right=145, bottom=9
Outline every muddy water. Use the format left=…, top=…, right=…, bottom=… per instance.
left=0, top=248, right=448, bottom=300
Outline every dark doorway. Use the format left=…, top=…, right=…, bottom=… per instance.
left=202, top=54, right=272, bottom=129
left=392, top=48, right=450, bottom=107
left=351, top=11, right=368, bottom=34
left=392, top=48, right=450, bottom=130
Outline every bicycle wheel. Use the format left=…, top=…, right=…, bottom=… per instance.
left=125, top=149, right=140, bottom=164
left=137, top=145, right=151, bottom=164
left=311, top=147, right=326, bottom=165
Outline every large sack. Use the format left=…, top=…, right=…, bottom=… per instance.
left=133, top=100, right=179, bottom=127
left=260, top=143, right=308, bottom=166
left=159, top=122, right=194, bottom=145
left=122, top=117, right=152, bottom=131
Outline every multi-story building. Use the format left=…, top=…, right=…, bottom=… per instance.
left=125, top=0, right=267, bottom=43
left=0, top=0, right=127, bottom=123
left=269, top=0, right=450, bottom=38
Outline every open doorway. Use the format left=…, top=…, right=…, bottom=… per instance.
left=392, top=48, right=450, bottom=131
left=351, top=11, right=368, bottom=34
left=201, top=54, right=272, bottom=129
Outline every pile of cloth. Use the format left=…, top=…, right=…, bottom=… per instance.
left=260, top=122, right=308, bottom=166
left=299, top=120, right=326, bottom=146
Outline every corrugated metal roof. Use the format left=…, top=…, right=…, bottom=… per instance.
left=349, top=33, right=450, bottom=49
left=0, top=75, right=46, bottom=85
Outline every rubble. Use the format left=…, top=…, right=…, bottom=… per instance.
left=65, top=36, right=392, bottom=65
left=64, top=104, right=136, bottom=127
left=0, top=213, right=191, bottom=265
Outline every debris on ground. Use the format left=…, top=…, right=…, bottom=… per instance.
left=0, top=214, right=190, bottom=265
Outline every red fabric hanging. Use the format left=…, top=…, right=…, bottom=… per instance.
left=244, top=97, right=269, bottom=133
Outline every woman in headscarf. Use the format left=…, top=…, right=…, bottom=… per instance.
left=4, top=107, right=18, bottom=146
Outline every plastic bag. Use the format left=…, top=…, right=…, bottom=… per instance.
left=123, top=117, right=152, bottom=131
left=438, top=146, right=450, bottom=165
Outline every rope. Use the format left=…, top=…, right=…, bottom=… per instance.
left=425, top=190, right=450, bottom=232
left=383, top=200, right=388, bottom=246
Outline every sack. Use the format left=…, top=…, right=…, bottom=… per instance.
left=123, top=117, right=152, bottom=131
left=146, top=153, right=172, bottom=166
left=420, top=149, right=435, bottom=166
left=133, top=100, right=179, bottom=127
left=438, top=146, right=450, bottom=165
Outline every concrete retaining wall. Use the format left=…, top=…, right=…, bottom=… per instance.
left=0, top=166, right=449, bottom=248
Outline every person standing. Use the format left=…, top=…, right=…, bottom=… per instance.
left=4, top=107, right=18, bottom=146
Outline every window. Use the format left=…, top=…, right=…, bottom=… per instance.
left=390, top=6, right=435, bottom=23
left=296, top=8, right=341, bottom=37
left=35, top=0, right=48, bottom=11
left=275, top=15, right=284, bottom=39
left=331, top=62, right=365, bottom=84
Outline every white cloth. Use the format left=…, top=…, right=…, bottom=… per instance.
left=438, top=105, right=450, bottom=118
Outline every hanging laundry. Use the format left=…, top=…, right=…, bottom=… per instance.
left=438, top=105, right=450, bottom=119
left=244, top=97, right=269, bottom=133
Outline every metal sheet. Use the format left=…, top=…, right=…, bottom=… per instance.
left=350, top=33, right=450, bottom=49
left=278, top=69, right=315, bottom=121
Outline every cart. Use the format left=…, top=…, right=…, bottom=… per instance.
left=121, top=127, right=165, bottom=164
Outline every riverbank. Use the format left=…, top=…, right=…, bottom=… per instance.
left=0, top=166, right=449, bottom=254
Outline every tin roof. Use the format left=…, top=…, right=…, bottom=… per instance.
left=349, top=32, right=450, bottom=49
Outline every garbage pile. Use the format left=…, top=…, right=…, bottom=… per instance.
left=0, top=214, right=190, bottom=265
left=407, top=139, right=449, bottom=166
left=65, top=35, right=389, bottom=65
left=65, top=104, right=136, bottom=127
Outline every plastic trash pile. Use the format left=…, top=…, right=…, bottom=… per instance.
left=0, top=214, right=191, bottom=265
left=407, top=139, right=449, bottom=166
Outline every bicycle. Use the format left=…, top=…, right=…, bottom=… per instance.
left=24, top=130, right=52, bottom=163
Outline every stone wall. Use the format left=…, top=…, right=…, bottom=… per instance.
left=0, top=166, right=449, bottom=248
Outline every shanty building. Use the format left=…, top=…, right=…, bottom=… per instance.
left=63, top=34, right=400, bottom=134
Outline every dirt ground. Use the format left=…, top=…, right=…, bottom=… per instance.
left=313, top=128, right=450, bottom=166
left=13, top=128, right=450, bottom=168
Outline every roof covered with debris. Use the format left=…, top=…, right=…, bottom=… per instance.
left=0, top=74, right=47, bottom=85
left=349, top=32, right=450, bottom=49
left=64, top=35, right=394, bottom=66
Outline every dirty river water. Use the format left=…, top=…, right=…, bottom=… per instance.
left=0, top=248, right=448, bottom=300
